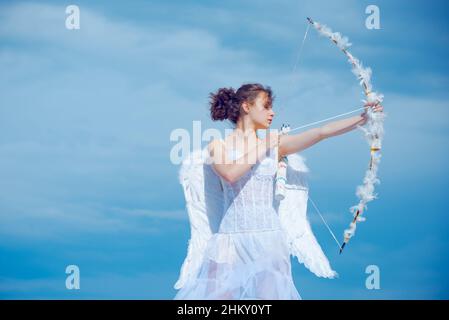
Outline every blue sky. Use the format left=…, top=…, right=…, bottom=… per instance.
left=0, top=0, right=448, bottom=299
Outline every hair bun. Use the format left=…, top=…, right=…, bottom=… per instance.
left=209, top=87, right=237, bottom=121
left=209, top=83, right=273, bottom=124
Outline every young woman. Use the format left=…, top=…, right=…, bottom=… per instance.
left=174, top=83, right=383, bottom=300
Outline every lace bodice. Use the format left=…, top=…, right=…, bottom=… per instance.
left=217, top=143, right=280, bottom=233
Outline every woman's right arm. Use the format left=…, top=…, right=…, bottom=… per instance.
left=208, top=134, right=278, bottom=184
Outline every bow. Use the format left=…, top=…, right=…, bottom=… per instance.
left=279, top=18, right=385, bottom=254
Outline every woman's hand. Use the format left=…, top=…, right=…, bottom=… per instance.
left=361, top=101, right=384, bottom=124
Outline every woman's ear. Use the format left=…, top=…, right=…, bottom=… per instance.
left=241, top=102, right=250, bottom=114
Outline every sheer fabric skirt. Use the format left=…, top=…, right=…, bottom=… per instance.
left=174, top=229, right=301, bottom=300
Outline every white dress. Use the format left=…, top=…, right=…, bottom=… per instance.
left=174, top=144, right=302, bottom=300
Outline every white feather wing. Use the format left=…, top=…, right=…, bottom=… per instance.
left=275, top=154, right=338, bottom=279
left=174, top=148, right=224, bottom=289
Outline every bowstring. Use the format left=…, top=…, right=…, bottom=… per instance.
left=277, top=23, right=310, bottom=117
left=292, top=22, right=310, bottom=76
left=309, top=196, right=343, bottom=251
left=288, top=107, right=365, bottom=133
left=279, top=20, right=342, bottom=249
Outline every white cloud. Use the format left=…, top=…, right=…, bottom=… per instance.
left=0, top=1, right=448, bottom=243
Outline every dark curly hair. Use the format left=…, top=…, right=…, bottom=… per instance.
left=209, top=83, right=274, bottom=124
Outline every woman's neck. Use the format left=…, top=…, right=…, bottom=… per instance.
left=230, top=128, right=263, bottom=148
left=234, top=120, right=258, bottom=139
left=234, top=128, right=256, bottom=137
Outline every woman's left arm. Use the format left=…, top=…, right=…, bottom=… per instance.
left=279, top=103, right=383, bottom=157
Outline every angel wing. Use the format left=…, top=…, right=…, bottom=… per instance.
left=174, top=148, right=336, bottom=290
left=173, top=148, right=224, bottom=289
left=274, top=153, right=338, bottom=278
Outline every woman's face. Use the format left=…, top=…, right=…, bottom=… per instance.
left=246, top=92, right=275, bottom=129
